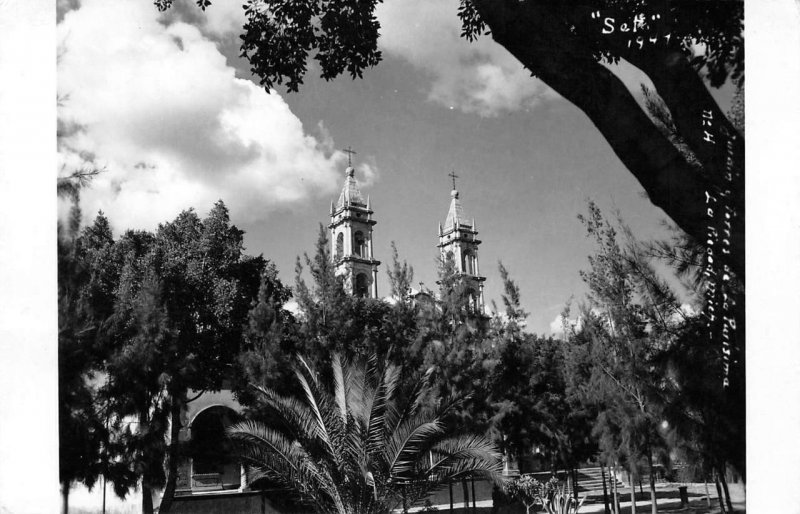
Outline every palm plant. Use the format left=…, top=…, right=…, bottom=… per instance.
left=227, top=353, right=503, bottom=513
left=542, top=482, right=585, bottom=514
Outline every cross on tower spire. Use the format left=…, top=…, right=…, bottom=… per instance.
left=448, top=170, right=459, bottom=190
left=343, top=146, right=357, bottom=167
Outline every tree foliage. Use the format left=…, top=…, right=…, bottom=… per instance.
left=58, top=196, right=139, bottom=511
left=234, top=264, right=299, bottom=406
left=419, top=254, right=494, bottom=435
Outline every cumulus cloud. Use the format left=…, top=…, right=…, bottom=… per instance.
left=668, top=303, right=700, bottom=325
left=550, top=302, right=698, bottom=337
left=283, top=298, right=302, bottom=317
left=162, top=0, right=246, bottom=40
left=58, top=0, right=354, bottom=231
left=549, top=313, right=583, bottom=337
left=190, top=0, right=246, bottom=39
left=375, top=0, right=558, bottom=116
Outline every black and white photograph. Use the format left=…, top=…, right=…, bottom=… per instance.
left=1, top=0, right=797, bottom=513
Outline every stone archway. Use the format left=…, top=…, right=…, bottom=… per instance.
left=186, top=405, right=243, bottom=492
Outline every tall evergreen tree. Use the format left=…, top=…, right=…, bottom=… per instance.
left=646, top=225, right=745, bottom=485
left=59, top=200, right=138, bottom=513
left=234, top=263, right=298, bottom=407
left=575, top=203, right=680, bottom=514
left=58, top=203, right=106, bottom=513
left=418, top=254, right=495, bottom=508
left=489, top=264, right=596, bottom=480
left=423, top=253, right=493, bottom=433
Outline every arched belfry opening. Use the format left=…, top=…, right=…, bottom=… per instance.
left=466, top=288, right=480, bottom=313
left=336, top=232, right=344, bottom=260
left=355, top=273, right=369, bottom=298
left=328, top=147, right=380, bottom=299
left=353, top=231, right=366, bottom=258
left=462, top=249, right=475, bottom=275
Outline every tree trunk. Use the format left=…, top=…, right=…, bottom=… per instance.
left=601, top=465, right=611, bottom=514
left=139, top=410, right=155, bottom=514
left=572, top=467, right=579, bottom=502
left=719, top=467, right=734, bottom=513
left=462, top=477, right=470, bottom=510
left=61, top=480, right=69, bottom=514
left=646, top=451, right=658, bottom=514
left=714, top=472, right=726, bottom=513
left=449, top=481, right=454, bottom=513
left=612, top=463, right=621, bottom=514
left=623, top=48, right=745, bottom=265
left=704, top=477, right=712, bottom=508
left=471, top=475, right=477, bottom=513
left=629, top=464, right=637, bottom=514
left=142, top=483, right=154, bottom=514
left=471, top=0, right=739, bottom=275
left=156, top=397, right=183, bottom=513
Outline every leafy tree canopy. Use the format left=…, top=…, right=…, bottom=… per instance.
left=70, top=202, right=276, bottom=513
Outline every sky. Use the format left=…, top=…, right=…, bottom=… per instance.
left=56, top=0, right=735, bottom=335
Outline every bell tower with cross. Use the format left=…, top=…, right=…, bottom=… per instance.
left=438, top=171, right=485, bottom=313
left=329, top=146, right=380, bottom=298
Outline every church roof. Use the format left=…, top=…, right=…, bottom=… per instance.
left=336, top=167, right=366, bottom=208
left=443, top=189, right=471, bottom=232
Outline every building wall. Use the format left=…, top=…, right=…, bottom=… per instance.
left=170, top=491, right=288, bottom=514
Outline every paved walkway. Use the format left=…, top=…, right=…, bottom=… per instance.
left=405, top=498, right=681, bottom=513
left=402, top=482, right=745, bottom=513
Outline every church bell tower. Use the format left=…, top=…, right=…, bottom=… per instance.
left=329, top=150, right=380, bottom=298
left=437, top=173, right=485, bottom=314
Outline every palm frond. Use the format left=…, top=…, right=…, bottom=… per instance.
left=385, top=366, right=433, bottom=437
left=227, top=420, right=329, bottom=499
left=429, top=435, right=501, bottom=467
left=251, top=384, right=321, bottom=442
left=332, top=352, right=349, bottom=424
left=344, top=355, right=367, bottom=422
left=427, top=436, right=503, bottom=482
left=385, top=417, right=443, bottom=476
left=293, top=359, right=337, bottom=459
left=363, top=364, right=401, bottom=457
left=405, top=436, right=504, bottom=508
